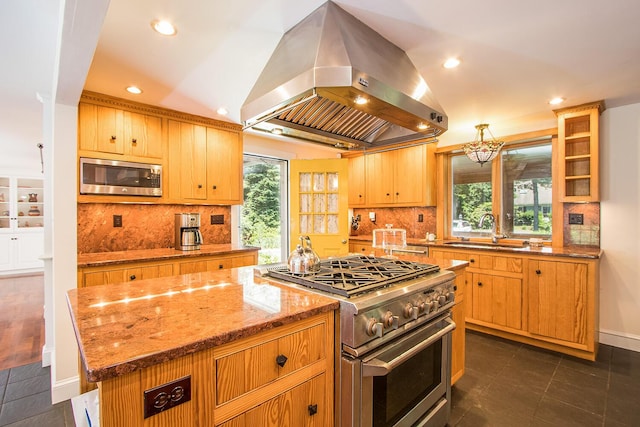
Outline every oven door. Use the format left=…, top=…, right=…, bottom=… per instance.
left=343, top=315, right=455, bottom=427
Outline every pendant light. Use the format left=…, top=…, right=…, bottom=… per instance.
left=463, top=124, right=504, bottom=166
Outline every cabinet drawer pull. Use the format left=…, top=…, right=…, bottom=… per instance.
left=396, top=192, right=399, bottom=196
left=477, top=282, right=483, bottom=287
left=535, top=269, right=541, bottom=275
left=129, top=274, right=136, bottom=280
left=275, top=354, right=288, bottom=367
left=358, top=194, right=362, bottom=198
left=469, top=258, right=475, bottom=263
left=212, top=185, right=217, bottom=190
left=218, top=264, right=223, bottom=269
left=131, top=138, right=137, bottom=144
left=308, top=404, right=318, bottom=416
left=197, top=184, right=203, bottom=189
left=110, top=135, right=116, bottom=141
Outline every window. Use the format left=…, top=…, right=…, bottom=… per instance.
left=450, top=139, right=552, bottom=240
left=239, top=155, right=288, bottom=264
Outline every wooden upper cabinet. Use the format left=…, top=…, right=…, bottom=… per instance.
left=79, top=102, right=164, bottom=160
left=360, top=144, right=434, bottom=207
left=347, top=155, right=366, bottom=206
left=206, top=127, right=243, bottom=204
left=554, top=101, right=604, bottom=202
left=168, top=120, right=243, bottom=204
left=79, top=103, right=125, bottom=154
left=123, top=111, right=163, bottom=159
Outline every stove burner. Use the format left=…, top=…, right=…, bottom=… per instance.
left=267, top=255, right=440, bottom=297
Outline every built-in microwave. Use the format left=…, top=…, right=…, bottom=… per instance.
left=80, top=157, right=162, bottom=197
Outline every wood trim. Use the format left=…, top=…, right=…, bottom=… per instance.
left=81, top=91, right=242, bottom=132
left=552, top=100, right=605, bottom=116
left=435, top=128, right=558, bottom=154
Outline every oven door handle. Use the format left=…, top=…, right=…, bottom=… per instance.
left=362, top=318, right=456, bottom=377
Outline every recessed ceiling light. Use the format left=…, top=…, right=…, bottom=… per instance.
left=417, top=123, right=429, bottom=130
left=151, top=20, right=177, bottom=36
left=549, top=97, right=565, bottom=105
left=270, top=128, right=284, bottom=135
left=126, top=86, right=142, bottom=94
left=354, top=96, right=368, bottom=105
left=217, top=107, right=228, bottom=116
left=443, top=57, right=461, bottom=69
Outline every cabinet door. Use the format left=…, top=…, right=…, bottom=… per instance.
left=471, top=273, right=522, bottom=330
left=206, top=127, right=243, bottom=204
left=528, top=260, right=588, bottom=344
left=78, top=103, right=125, bottom=154
left=393, top=145, right=425, bottom=205
left=347, top=156, right=366, bottom=206
left=15, top=233, right=44, bottom=270
left=0, top=235, right=14, bottom=271
left=365, top=151, right=394, bottom=204
left=169, top=121, right=207, bottom=200
left=124, top=111, right=163, bottom=159
left=450, top=270, right=466, bottom=385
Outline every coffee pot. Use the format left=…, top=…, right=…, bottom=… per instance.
left=288, top=235, right=320, bottom=274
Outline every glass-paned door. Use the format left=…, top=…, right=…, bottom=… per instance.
left=290, top=159, right=348, bottom=258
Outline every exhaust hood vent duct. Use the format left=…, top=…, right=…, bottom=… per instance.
left=241, top=1, right=447, bottom=150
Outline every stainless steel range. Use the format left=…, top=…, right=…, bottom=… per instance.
left=261, top=255, right=456, bottom=427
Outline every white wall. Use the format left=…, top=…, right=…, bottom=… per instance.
left=436, top=103, right=640, bottom=351
left=599, top=102, right=640, bottom=351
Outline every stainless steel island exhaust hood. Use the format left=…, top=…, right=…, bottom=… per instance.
left=241, top=1, right=447, bottom=150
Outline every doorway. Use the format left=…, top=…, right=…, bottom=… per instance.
left=239, top=155, right=288, bottom=264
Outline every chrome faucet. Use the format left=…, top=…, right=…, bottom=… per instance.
left=479, top=213, right=506, bottom=243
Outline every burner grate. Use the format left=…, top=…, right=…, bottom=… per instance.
left=267, top=255, right=440, bottom=297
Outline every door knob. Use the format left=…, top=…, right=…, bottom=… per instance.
left=341, top=239, right=347, bottom=244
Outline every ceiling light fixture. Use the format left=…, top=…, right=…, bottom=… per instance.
left=549, top=97, right=565, bottom=105
left=354, top=96, right=368, bottom=105
left=151, top=20, right=177, bottom=36
left=463, top=123, right=504, bottom=166
left=216, top=107, right=228, bottom=116
left=417, top=123, right=429, bottom=130
left=443, top=57, right=461, bottom=69
left=126, top=86, right=142, bottom=94
left=270, top=127, right=284, bottom=135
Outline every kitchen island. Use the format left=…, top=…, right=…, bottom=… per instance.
left=67, top=266, right=339, bottom=426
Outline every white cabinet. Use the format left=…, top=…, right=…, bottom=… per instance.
left=0, top=176, right=44, bottom=274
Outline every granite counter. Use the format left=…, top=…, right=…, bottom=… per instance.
left=67, top=266, right=339, bottom=382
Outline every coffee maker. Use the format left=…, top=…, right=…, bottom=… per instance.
left=175, top=213, right=203, bottom=251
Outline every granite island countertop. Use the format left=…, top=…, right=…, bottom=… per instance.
left=349, top=236, right=602, bottom=259
left=67, top=266, right=339, bottom=382
left=77, top=244, right=260, bottom=268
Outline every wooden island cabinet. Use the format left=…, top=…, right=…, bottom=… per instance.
left=68, top=267, right=338, bottom=427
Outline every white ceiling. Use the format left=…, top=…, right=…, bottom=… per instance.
left=3, top=0, right=640, bottom=162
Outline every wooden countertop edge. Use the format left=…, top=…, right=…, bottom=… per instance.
left=77, top=245, right=260, bottom=268
left=348, top=236, right=602, bottom=259
left=74, top=299, right=339, bottom=383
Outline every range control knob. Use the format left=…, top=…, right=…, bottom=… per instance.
left=366, top=318, right=383, bottom=337
left=438, top=295, right=447, bottom=307
left=403, top=303, right=418, bottom=319
left=382, top=311, right=398, bottom=329
left=424, top=301, right=435, bottom=313
left=447, top=292, right=456, bottom=303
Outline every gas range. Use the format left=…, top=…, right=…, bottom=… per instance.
left=259, top=255, right=456, bottom=355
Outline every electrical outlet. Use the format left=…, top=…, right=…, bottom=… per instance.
left=568, top=213, right=584, bottom=225
left=143, top=376, right=191, bottom=419
left=210, top=214, right=224, bottom=225
left=418, top=214, right=424, bottom=222
left=113, top=215, right=122, bottom=227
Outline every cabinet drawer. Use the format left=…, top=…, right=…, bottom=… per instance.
left=215, top=323, right=326, bottom=405
left=466, top=253, right=522, bottom=273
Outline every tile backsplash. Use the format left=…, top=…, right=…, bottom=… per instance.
left=77, top=203, right=231, bottom=253
left=563, top=202, right=600, bottom=247
left=351, top=207, right=436, bottom=239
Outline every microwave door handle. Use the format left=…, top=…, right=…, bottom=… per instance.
left=362, top=318, right=456, bottom=377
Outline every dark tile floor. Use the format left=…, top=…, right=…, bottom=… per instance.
left=0, top=362, right=74, bottom=426
left=1, top=331, right=638, bottom=426
left=450, top=330, right=640, bottom=427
